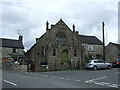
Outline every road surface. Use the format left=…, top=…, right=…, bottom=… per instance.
left=2, top=68, right=120, bottom=88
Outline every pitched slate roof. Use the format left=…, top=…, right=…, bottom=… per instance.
left=0, top=38, right=24, bottom=49
left=109, top=42, right=120, bottom=50
left=9, top=53, right=26, bottom=58
left=78, top=35, right=103, bottom=45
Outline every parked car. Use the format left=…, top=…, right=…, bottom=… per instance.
left=85, top=59, right=112, bottom=70
left=112, top=58, right=120, bottom=68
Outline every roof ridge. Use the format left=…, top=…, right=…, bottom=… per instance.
left=0, top=38, right=19, bottom=41
left=110, top=42, right=120, bottom=45
left=1, top=38, right=24, bottom=49
left=79, top=35, right=103, bottom=45
left=79, top=34, right=96, bottom=37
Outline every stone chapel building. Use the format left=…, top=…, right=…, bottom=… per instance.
left=25, top=19, right=103, bottom=72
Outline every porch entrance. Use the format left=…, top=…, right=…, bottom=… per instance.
left=61, top=50, right=70, bottom=64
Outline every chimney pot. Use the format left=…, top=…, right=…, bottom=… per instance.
left=46, top=21, right=49, bottom=31
left=36, top=38, right=39, bottom=42
left=73, top=24, right=75, bottom=32
left=76, top=31, right=79, bottom=35
left=19, top=35, right=23, bottom=41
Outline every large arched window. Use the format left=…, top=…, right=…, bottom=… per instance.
left=56, top=32, right=67, bottom=45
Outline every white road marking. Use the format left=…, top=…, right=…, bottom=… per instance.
left=85, top=79, right=119, bottom=88
left=24, top=72, right=82, bottom=83
left=85, top=76, right=107, bottom=84
left=92, top=76, right=107, bottom=81
left=43, top=75, right=49, bottom=77
left=85, top=81, right=90, bottom=83
left=25, top=72, right=119, bottom=88
left=65, top=78, right=71, bottom=80
left=99, top=82, right=109, bottom=85
left=107, top=84, right=118, bottom=88
left=85, top=80, right=96, bottom=83
left=114, top=72, right=120, bottom=74
left=84, top=76, right=120, bottom=88
left=112, top=84, right=119, bottom=86
left=111, top=84, right=120, bottom=87
left=58, top=77, right=65, bottom=79
left=4, top=80, right=17, bottom=86
left=73, top=79, right=81, bottom=82
left=50, top=76, right=57, bottom=78
left=94, top=82, right=105, bottom=86
left=39, top=75, right=48, bottom=77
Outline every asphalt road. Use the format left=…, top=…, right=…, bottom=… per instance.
left=2, top=68, right=120, bottom=88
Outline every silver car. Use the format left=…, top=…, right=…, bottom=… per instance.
left=85, top=59, right=112, bottom=70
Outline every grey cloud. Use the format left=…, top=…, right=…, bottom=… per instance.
left=1, top=1, right=118, bottom=51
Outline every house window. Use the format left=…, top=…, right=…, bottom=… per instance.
left=96, top=54, right=102, bottom=59
left=12, top=48, right=18, bottom=53
left=41, top=47, right=44, bottom=57
left=53, top=49, right=56, bottom=56
left=74, top=49, right=77, bottom=57
left=87, top=45, right=94, bottom=51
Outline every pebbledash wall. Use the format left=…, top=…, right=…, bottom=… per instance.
left=83, top=44, right=103, bottom=60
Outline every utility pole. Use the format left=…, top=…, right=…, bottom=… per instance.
left=102, top=22, right=105, bottom=61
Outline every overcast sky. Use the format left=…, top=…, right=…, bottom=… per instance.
left=0, top=0, right=119, bottom=51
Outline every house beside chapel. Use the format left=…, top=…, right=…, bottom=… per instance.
left=79, top=35, right=103, bottom=64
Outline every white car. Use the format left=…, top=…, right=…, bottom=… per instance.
left=85, top=59, right=112, bottom=70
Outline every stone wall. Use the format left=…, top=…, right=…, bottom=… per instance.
left=105, top=44, right=120, bottom=62
left=2, top=64, right=27, bottom=72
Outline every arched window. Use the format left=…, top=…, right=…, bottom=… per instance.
left=74, top=49, right=77, bottom=57
left=56, top=32, right=67, bottom=45
left=53, top=49, right=56, bottom=56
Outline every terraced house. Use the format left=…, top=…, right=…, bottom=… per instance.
left=26, top=19, right=103, bottom=72
left=0, top=35, right=25, bottom=64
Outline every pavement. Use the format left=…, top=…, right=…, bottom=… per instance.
left=2, top=68, right=120, bottom=88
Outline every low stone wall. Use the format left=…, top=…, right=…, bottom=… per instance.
left=13, top=65, right=27, bottom=72
left=3, top=64, right=27, bottom=72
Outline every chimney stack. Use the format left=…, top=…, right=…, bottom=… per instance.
left=46, top=21, right=49, bottom=31
left=76, top=31, right=79, bottom=35
left=73, top=24, right=75, bottom=32
left=36, top=38, right=39, bottom=42
left=19, top=35, right=23, bottom=42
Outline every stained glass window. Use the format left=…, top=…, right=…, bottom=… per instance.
left=56, top=32, right=67, bottom=45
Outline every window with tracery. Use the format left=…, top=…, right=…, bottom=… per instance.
left=74, top=49, right=77, bottom=57
left=56, top=32, right=67, bottom=45
left=53, top=49, right=56, bottom=56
